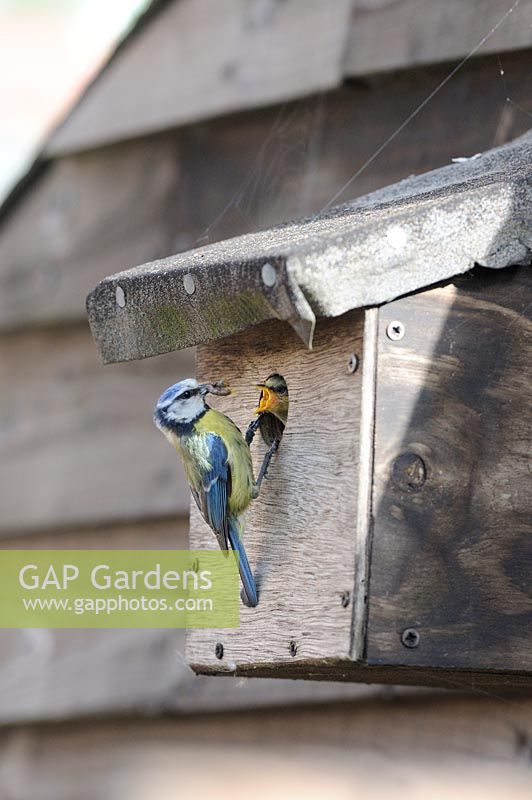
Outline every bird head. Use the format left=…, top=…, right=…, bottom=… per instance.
left=154, top=378, right=207, bottom=430
left=255, top=373, right=289, bottom=424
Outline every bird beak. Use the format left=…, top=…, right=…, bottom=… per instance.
left=255, top=384, right=275, bottom=414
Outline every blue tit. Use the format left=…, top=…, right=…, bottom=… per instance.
left=154, top=378, right=258, bottom=607
left=244, top=374, right=288, bottom=488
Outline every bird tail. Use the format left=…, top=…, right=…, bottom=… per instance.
left=228, top=520, right=258, bottom=607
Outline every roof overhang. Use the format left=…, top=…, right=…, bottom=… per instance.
left=87, top=130, right=532, bottom=363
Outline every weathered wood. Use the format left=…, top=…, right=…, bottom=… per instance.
left=43, top=0, right=532, bottom=155
left=352, top=307, right=378, bottom=660
left=187, top=311, right=365, bottom=673
left=46, top=0, right=354, bottom=155
left=0, top=137, right=181, bottom=331
left=3, top=697, right=532, bottom=799
left=88, top=124, right=532, bottom=362
left=367, top=266, right=532, bottom=673
left=0, top=520, right=187, bottom=723
left=186, top=268, right=532, bottom=689
left=0, top=523, right=410, bottom=724
left=3, top=51, right=531, bottom=332
left=0, top=326, right=194, bottom=532
left=346, top=0, right=532, bottom=75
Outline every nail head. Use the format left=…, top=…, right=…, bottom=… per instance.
left=183, top=273, right=196, bottom=295
left=348, top=354, right=359, bottom=373
left=261, top=262, right=277, bottom=288
left=115, top=285, right=126, bottom=308
left=215, top=642, right=224, bottom=659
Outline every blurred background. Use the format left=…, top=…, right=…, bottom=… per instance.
left=0, top=0, right=149, bottom=200
left=0, top=0, right=531, bottom=798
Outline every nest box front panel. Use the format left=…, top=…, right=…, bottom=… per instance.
left=186, top=311, right=364, bottom=674
left=367, top=267, right=532, bottom=675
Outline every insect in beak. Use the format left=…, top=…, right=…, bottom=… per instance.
left=199, top=381, right=232, bottom=397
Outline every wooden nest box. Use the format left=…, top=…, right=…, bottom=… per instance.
left=87, top=132, right=532, bottom=689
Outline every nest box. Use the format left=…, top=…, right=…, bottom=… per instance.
left=87, top=132, right=532, bottom=689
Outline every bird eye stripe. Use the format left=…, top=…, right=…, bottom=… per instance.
left=176, top=388, right=199, bottom=401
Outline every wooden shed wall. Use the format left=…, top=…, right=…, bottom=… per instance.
left=0, top=29, right=531, bottom=795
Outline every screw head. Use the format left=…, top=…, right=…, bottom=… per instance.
left=401, top=628, right=420, bottom=648
left=289, top=640, right=298, bottom=657
left=115, top=285, right=126, bottom=308
left=215, top=642, right=224, bottom=659
left=347, top=354, right=359, bottom=373
left=183, top=274, right=196, bottom=295
left=386, top=320, right=405, bottom=341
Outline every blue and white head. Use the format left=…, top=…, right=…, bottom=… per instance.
left=154, top=378, right=208, bottom=433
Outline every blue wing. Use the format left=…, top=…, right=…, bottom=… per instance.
left=200, top=434, right=231, bottom=551
left=193, top=434, right=258, bottom=606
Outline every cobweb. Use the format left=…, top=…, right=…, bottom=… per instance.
left=189, top=0, right=532, bottom=710
left=194, top=0, right=528, bottom=249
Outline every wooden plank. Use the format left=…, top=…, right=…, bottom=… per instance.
left=367, top=266, right=532, bottom=673
left=0, top=137, right=181, bottom=331
left=346, top=0, right=532, bottom=76
left=2, top=51, right=531, bottom=331
left=0, top=521, right=188, bottom=723
left=43, top=0, right=532, bottom=156
left=187, top=311, right=365, bottom=673
left=352, top=308, right=378, bottom=660
left=45, top=0, right=354, bottom=156
left=0, top=523, right=414, bottom=724
left=3, top=699, right=532, bottom=799
left=0, top=325, right=194, bottom=532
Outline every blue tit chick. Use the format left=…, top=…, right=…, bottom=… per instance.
left=255, top=373, right=289, bottom=446
left=154, top=378, right=258, bottom=607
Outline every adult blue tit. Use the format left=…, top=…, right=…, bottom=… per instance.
left=154, top=378, right=258, bottom=607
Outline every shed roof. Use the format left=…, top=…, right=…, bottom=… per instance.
left=45, top=0, right=532, bottom=156
left=87, top=129, right=532, bottom=363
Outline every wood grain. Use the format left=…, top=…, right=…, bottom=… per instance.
left=0, top=137, right=181, bottom=331
left=0, top=326, right=194, bottom=532
left=3, top=52, right=532, bottom=332
left=0, top=522, right=419, bottom=724
left=352, top=308, right=378, bottom=660
left=346, top=0, right=532, bottom=75
left=367, top=266, right=532, bottom=673
left=43, top=0, right=532, bottom=155
left=45, top=0, right=354, bottom=155
left=0, top=520, right=189, bottom=724
left=187, top=311, right=365, bottom=672
left=3, top=697, right=532, bottom=799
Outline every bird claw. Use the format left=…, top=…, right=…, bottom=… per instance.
left=245, top=415, right=262, bottom=445
left=253, top=436, right=281, bottom=496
